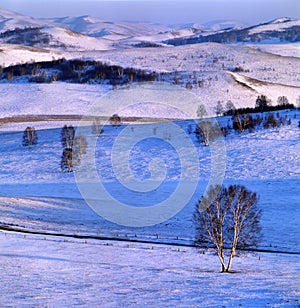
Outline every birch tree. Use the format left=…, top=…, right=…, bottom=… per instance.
left=195, top=120, right=221, bottom=146
left=109, top=114, right=121, bottom=127
left=22, top=126, right=38, bottom=147
left=92, top=117, right=103, bottom=135
left=214, top=101, right=224, bottom=116
left=194, top=185, right=262, bottom=272
left=73, top=135, right=88, bottom=167
left=61, top=125, right=75, bottom=148
left=60, top=125, right=75, bottom=172
left=61, top=148, right=73, bottom=173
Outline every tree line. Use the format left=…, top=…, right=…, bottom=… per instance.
left=1, top=59, right=157, bottom=85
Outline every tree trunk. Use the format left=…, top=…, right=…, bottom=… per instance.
left=217, top=250, right=226, bottom=272
left=226, top=248, right=235, bottom=272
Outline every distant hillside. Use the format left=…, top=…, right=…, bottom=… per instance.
left=164, top=19, right=300, bottom=46
left=0, top=25, right=113, bottom=51
left=1, top=8, right=299, bottom=51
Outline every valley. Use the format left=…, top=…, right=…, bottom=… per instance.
left=0, top=6, right=299, bottom=307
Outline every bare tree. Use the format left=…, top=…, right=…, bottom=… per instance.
left=263, top=113, right=278, bottom=129
left=214, top=101, right=224, bottom=116
left=73, top=135, right=87, bottom=159
left=61, top=125, right=75, bottom=148
left=255, top=95, right=270, bottom=112
left=277, top=96, right=289, bottom=106
left=194, top=184, right=262, bottom=273
left=225, top=100, right=235, bottom=115
left=233, top=114, right=254, bottom=133
left=60, top=125, right=75, bottom=172
left=195, top=120, right=221, bottom=146
left=22, top=126, right=38, bottom=147
left=196, top=104, right=208, bottom=119
left=109, top=114, right=121, bottom=127
left=92, top=117, right=103, bottom=135
left=61, top=148, right=73, bottom=173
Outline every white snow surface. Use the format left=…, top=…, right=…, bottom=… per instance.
left=0, top=8, right=46, bottom=32
left=48, top=15, right=171, bottom=39
left=0, top=9, right=300, bottom=305
left=1, top=231, right=299, bottom=307
left=0, top=44, right=65, bottom=67
left=243, top=43, right=300, bottom=58
left=42, top=26, right=114, bottom=51
left=1, top=88, right=300, bottom=306
left=1, top=42, right=299, bottom=110
left=249, top=19, right=300, bottom=35
left=0, top=83, right=111, bottom=117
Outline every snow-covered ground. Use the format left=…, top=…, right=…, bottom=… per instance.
left=1, top=231, right=299, bottom=307
left=0, top=44, right=65, bottom=68
left=0, top=113, right=299, bottom=251
left=245, top=43, right=300, bottom=58
left=248, top=19, right=300, bottom=35
left=0, top=69, right=299, bottom=307
left=70, top=42, right=300, bottom=107
left=1, top=8, right=300, bottom=306
left=0, top=83, right=110, bottom=117
left=1, top=42, right=299, bottom=113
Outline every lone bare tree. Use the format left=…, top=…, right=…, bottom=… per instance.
left=195, top=120, right=221, bottom=146
left=61, top=125, right=75, bottom=148
left=255, top=95, right=270, bottom=112
left=196, top=104, right=208, bottom=119
left=73, top=135, right=88, bottom=159
left=225, top=100, right=235, bottom=115
left=194, top=184, right=262, bottom=273
left=61, top=148, right=73, bottom=173
left=60, top=125, right=75, bottom=172
left=214, top=101, right=224, bottom=116
left=109, top=114, right=121, bottom=127
left=22, top=126, right=38, bottom=147
left=92, top=117, right=103, bottom=135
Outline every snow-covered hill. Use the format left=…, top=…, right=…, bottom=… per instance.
left=69, top=43, right=300, bottom=108
left=42, top=26, right=113, bottom=51
left=164, top=18, right=300, bottom=46
left=203, top=19, right=248, bottom=31
left=1, top=8, right=299, bottom=51
left=1, top=41, right=299, bottom=110
left=48, top=15, right=171, bottom=39
left=0, top=44, right=65, bottom=67
left=249, top=18, right=300, bottom=35
left=0, top=25, right=114, bottom=51
left=0, top=8, right=47, bottom=32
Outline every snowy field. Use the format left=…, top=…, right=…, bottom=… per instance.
left=0, top=8, right=300, bottom=305
left=0, top=115, right=299, bottom=251
left=1, top=232, right=299, bottom=307
left=0, top=106, right=300, bottom=305
left=0, top=72, right=299, bottom=306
